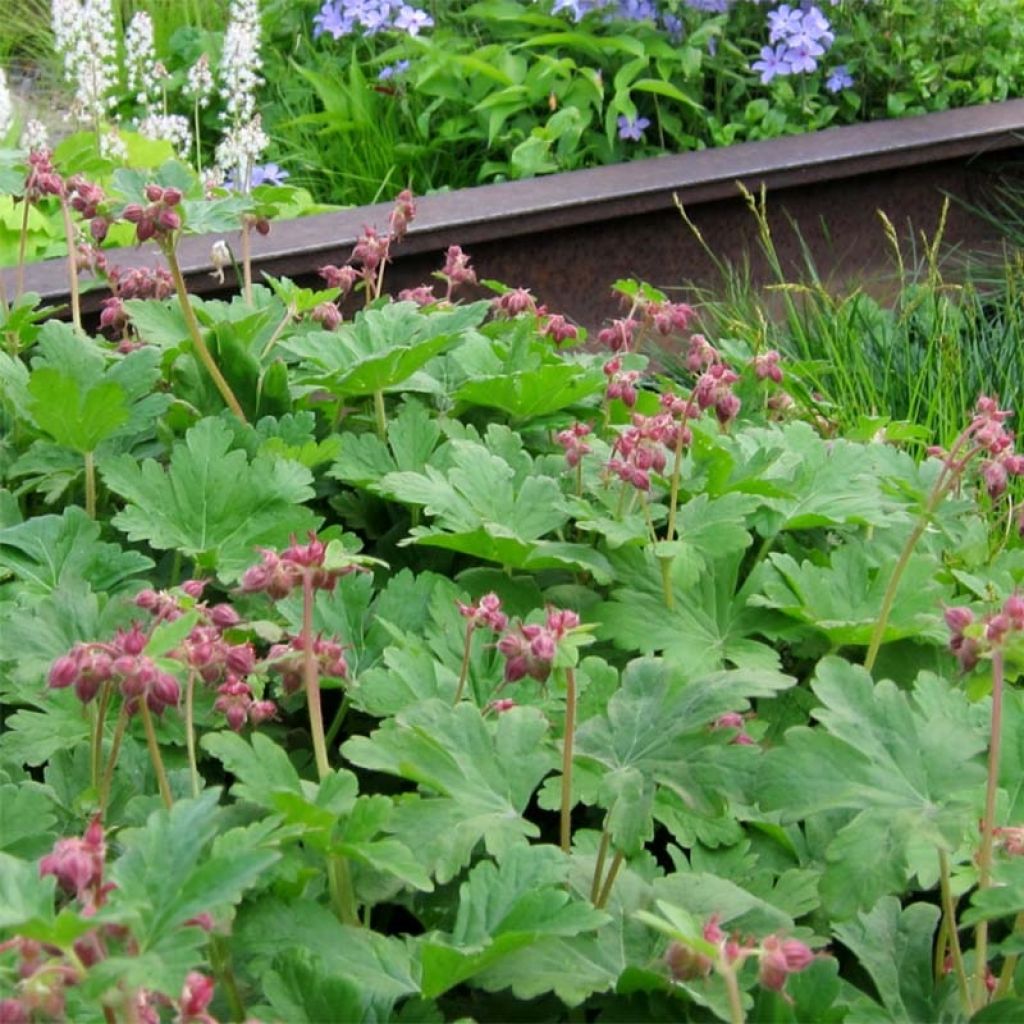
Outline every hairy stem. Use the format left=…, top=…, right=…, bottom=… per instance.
left=974, top=647, right=1006, bottom=1007
left=595, top=850, right=624, bottom=909
left=373, top=390, right=387, bottom=441
left=240, top=218, right=253, bottom=305
left=164, top=243, right=248, bottom=423
left=590, top=826, right=610, bottom=904
left=83, top=450, right=96, bottom=519
left=301, top=573, right=331, bottom=781
left=453, top=621, right=474, bottom=705
left=560, top=667, right=578, bottom=855
left=938, top=848, right=972, bottom=1013
left=15, top=199, right=29, bottom=300
left=90, top=682, right=112, bottom=797
left=58, top=198, right=82, bottom=331
left=99, top=704, right=130, bottom=813
left=139, top=701, right=173, bottom=809
left=719, top=957, right=746, bottom=1024
left=185, top=670, right=200, bottom=799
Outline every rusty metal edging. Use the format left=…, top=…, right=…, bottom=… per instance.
left=9, top=99, right=1024, bottom=307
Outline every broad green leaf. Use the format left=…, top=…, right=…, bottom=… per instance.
left=111, top=791, right=279, bottom=948
left=101, top=416, right=319, bottom=580
left=652, top=872, right=796, bottom=936
left=420, top=845, right=607, bottom=998
left=833, top=898, right=940, bottom=1022
left=0, top=784, right=57, bottom=858
left=200, top=730, right=304, bottom=807
left=0, top=852, right=57, bottom=932
left=455, top=362, right=605, bottom=419
left=760, top=659, right=986, bottom=918
left=284, top=301, right=488, bottom=396
left=0, top=506, right=152, bottom=595
left=343, top=702, right=554, bottom=882
left=751, top=545, right=950, bottom=647
left=262, top=948, right=371, bottom=1024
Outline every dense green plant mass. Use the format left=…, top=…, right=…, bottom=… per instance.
left=3, top=177, right=1024, bottom=1022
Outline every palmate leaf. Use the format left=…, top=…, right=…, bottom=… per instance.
left=0, top=506, right=153, bottom=596
left=759, top=658, right=987, bottom=919
left=575, top=657, right=793, bottom=816
left=384, top=437, right=611, bottom=578
left=832, top=898, right=940, bottom=1022
left=110, top=791, right=279, bottom=951
left=750, top=543, right=951, bottom=647
left=343, top=702, right=555, bottom=882
left=283, top=301, right=489, bottom=397
left=100, top=417, right=319, bottom=580
left=596, top=548, right=780, bottom=673
left=420, top=845, right=607, bottom=998
left=455, top=361, right=605, bottom=419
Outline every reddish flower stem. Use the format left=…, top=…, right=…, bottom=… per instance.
left=139, top=700, right=173, bottom=809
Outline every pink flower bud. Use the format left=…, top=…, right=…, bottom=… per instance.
left=209, top=603, right=241, bottom=628
left=49, top=655, right=80, bottom=690
left=162, top=187, right=182, bottom=207
left=179, top=972, right=215, bottom=1021
left=145, top=184, right=165, bottom=202
left=944, top=606, right=974, bottom=633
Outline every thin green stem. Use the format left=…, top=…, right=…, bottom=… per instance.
left=209, top=935, right=245, bottom=1022
left=164, top=243, right=248, bottom=424
left=15, top=198, right=29, bottom=300
left=301, top=573, right=331, bottom=782
left=594, top=850, right=623, bottom=909
left=938, top=848, right=972, bottom=1013
left=185, top=670, right=200, bottom=799
left=323, top=695, right=351, bottom=752
left=99, top=704, right=129, bottom=813
left=719, top=957, right=746, bottom=1024
left=590, top=826, right=610, bottom=904
left=973, top=647, right=1006, bottom=1007
left=139, top=701, right=173, bottom=810
left=59, top=198, right=82, bottom=332
left=453, top=622, right=474, bottom=705
left=665, top=422, right=687, bottom=543
left=193, top=100, right=203, bottom=179
left=83, top=451, right=97, bottom=519
left=373, top=390, right=387, bottom=441
left=560, top=667, right=578, bottom=855
left=659, top=555, right=674, bottom=611
left=90, top=682, right=112, bottom=797
left=240, top=217, right=253, bottom=305
left=259, top=303, right=296, bottom=361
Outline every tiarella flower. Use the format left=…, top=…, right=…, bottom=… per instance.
left=826, top=64, right=854, bottom=93
left=51, top=0, right=119, bottom=126
left=617, top=114, right=650, bottom=141
left=138, top=113, right=193, bottom=159
left=185, top=53, right=215, bottom=108
left=99, top=128, right=127, bottom=162
left=219, top=0, right=263, bottom=127
left=20, top=118, right=50, bottom=152
left=215, top=114, right=270, bottom=194
left=124, top=11, right=159, bottom=109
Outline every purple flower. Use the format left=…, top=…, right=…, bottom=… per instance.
left=617, top=114, right=651, bottom=141
left=661, top=12, right=684, bottom=41
left=313, top=1, right=352, bottom=38
left=752, top=43, right=792, bottom=84
left=800, top=5, right=834, bottom=46
left=785, top=41, right=822, bottom=74
left=378, top=59, right=411, bottom=80
left=225, top=162, right=290, bottom=191
left=767, top=3, right=802, bottom=42
left=825, top=64, right=853, bottom=93
left=684, top=0, right=730, bottom=12
left=393, top=4, right=433, bottom=34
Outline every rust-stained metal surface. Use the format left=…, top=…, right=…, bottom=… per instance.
left=8, top=101, right=1024, bottom=328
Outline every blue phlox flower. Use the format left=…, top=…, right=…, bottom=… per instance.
left=378, top=58, right=411, bottom=80
left=767, top=4, right=803, bottom=43
left=661, top=12, right=685, bottom=41
left=313, top=1, right=353, bottom=39
left=617, top=114, right=651, bottom=141
left=752, top=42, right=792, bottom=83
left=394, top=4, right=434, bottom=34
left=800, top=5, right=834, bottom=46
left=785, top=41, right=821, bottom=73
left=825, top=63, right=854, bottom=92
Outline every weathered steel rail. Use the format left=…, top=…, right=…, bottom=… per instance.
left=8, top=101, right=1024, bottom=329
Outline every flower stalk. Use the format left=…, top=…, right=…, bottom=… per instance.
left=560, top=667, right=578, bottom=855
left=139, top=699, right=173, bottom=809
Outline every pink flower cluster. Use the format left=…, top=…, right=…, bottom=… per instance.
left=945, top=592, right=1024, bottom=672
left=67, top=174, right=109, bottom=242
left=122, top=184, right=184, bottom=244
left=241, top=532, right=356, bottom=598
left=497, top=607, right=580, bottom=684
left=694, top=363, right=741, bottom=426
left=39, top=817, right=106, bottom=904
left=265, top=634, right=348, bottom=695
left=24, top=149, right=64, bottom=203
left=555, top=422, right=593, bottom=469
left=398, top=245, right=480, bottom=307
left=711, top=711, right=756, bottom=746
left=929, top=396, right=1024, bottom=499
left=48, top=623, right=179, bottom=716
left=607, top=406, right=692, bottom=492
left=457, top=592, right=509, bottom=633
left=603, top=357, right=641, bottom=408
left=664, top=914, right=815, bottom=996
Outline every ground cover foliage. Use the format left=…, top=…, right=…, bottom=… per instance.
left=3, top=166, right=1024, bottom=1023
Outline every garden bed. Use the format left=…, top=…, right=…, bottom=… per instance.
left=11, top=100, right=1024, bottom=328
